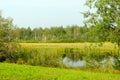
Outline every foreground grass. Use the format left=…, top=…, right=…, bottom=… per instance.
left=0, top=63, right=120, bottom=80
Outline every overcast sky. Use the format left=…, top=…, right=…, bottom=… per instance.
left=0, top=0, right=88, bottom=28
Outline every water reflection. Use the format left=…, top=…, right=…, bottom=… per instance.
left=63, top=57, right=86, bottom=67
left=62, top=55, right=120, bottom=68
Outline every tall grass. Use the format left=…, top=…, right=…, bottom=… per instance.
left=13, top=42, right=120, bottom=71
left=1, top=42, right=119, bottom=73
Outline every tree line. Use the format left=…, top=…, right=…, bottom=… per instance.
left=0, top=17, right=119, bottom=44
left=11, top=24, right=119, bottom=44
left=13, top=25, right=99, bottom=43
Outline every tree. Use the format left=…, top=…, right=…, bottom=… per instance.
left=65, top=26, right=73, bottom=39
left=51, top=26, right=66, bottom=40
left=0, top=16, right=13, bottom=42
left=26, top=27, right=32, bottom=40
left=32, top=28, right=43, bottom=40
left=0, top=12, right=18, bottom=62
left=83, top=0, right=120, bottom=46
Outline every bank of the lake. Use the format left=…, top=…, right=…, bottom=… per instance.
left=0, top=63, right=120, bottom=80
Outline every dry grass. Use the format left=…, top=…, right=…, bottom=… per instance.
left=20, top=42, right=117, bottom=48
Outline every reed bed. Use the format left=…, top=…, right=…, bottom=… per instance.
left=15, top=42, right=120, bottom=71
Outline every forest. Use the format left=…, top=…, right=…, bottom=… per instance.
left=1, top=21, right=120, bottom=44
left=11, top=25, right=98, bottom=42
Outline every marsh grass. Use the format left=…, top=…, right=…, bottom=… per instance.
left=12, top=42, right=119, bottom=71
left=2, top=42, right=119, bottom=73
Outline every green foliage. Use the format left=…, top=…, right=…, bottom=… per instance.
left=0, top=12, right=19, bottom=62
left=113, top=57, right=120, bottom=70
left=13, top=25, right=95, bottom=43
left=108, top=27, right=120, bottom=47
left=83, top=0, right=120, bottom=45
left=13, top=24, right=120, bottom=43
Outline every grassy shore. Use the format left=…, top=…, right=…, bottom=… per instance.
left=0, top=63, right=120, bottom=80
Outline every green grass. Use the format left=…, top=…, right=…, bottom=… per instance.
left=0, top=63, right=120, bottom=80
